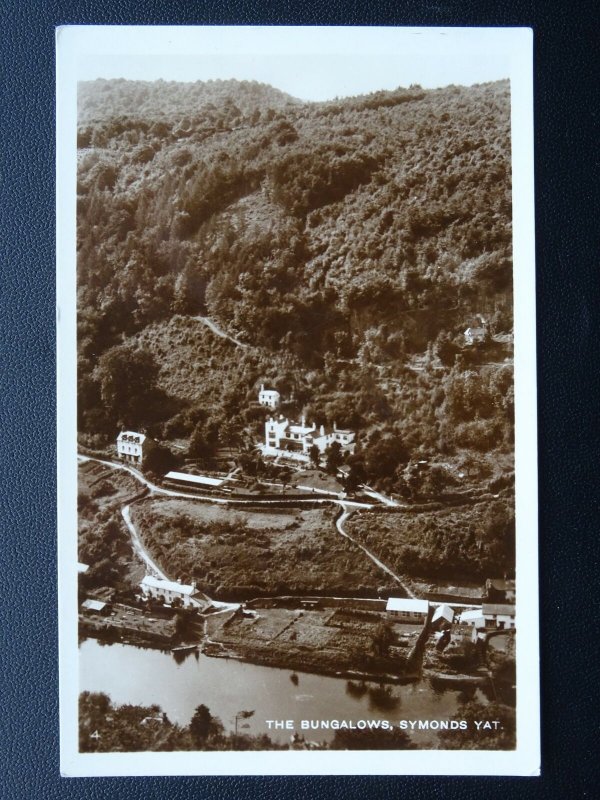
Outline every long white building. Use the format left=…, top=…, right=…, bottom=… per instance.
left=140, top=575, right=203, bottom=608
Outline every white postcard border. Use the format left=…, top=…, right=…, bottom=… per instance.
left=57, top=25, right=539, bottom=777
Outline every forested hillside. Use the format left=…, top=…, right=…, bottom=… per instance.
left=77, top=77, right=514, bottom=499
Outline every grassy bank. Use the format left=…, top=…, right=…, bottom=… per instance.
left=131, top=498, right=385, bottom=599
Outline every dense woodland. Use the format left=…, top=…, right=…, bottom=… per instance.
left=77, top=77, right=514, bottom=523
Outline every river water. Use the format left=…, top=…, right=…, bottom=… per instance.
left=79, top=639, right=486, bottom=746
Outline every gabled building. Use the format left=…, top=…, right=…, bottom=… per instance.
left=258, top=384, right=281, bottom=410
left=140, top=575, right=203, bottom=608
left=263, top=415, right=355, bottom=459
left=482, top=603, right=516, bottom=630
left=116, top=430, right=155, bottom=465
left=431, top=603, right=455, bottom=630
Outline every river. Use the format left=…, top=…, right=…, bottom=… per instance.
left=79, top=639, right=487, bottom=746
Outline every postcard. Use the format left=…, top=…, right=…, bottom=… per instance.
left=57, top=25, right=539, bottom=776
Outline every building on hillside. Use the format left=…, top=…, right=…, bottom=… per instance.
left=482, top=603, right=516, bottom=630
left=263, top=415, right=355, bottom=460
left=431, top=603, right=455, bottom=630
left=464, top=315, right=488, bottom=345
left=385, top=597, right=429, bottom=623
left=458, top=608, right=486, bottom=629
left=140, top=575, right=203, bottom=608
left=258, top=384, right=281, bottom=410
left=116, top=430, right=155, bottom=465
left=484, top=578, right=516, bottom=603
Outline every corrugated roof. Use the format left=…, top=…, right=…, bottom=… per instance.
left=386, top=597, right=429, bottom=613
left=165, top=471, right=223, bottom=487
left=141, top=575, right=196, bottom=595
left=81, top=599, right=107, bottom=611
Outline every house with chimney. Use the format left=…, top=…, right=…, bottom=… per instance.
left=116, top=430, right=155, bottom=465
left=258, top=384, right=281, bottom=410
left=263, top=415, right=355, bottom=460
left=140, top=575, right=203, bottom=608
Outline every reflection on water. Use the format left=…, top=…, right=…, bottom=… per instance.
left=79, top=639, right=486, bottom=745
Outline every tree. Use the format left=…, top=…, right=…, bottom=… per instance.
left=344, top=459, right=367, bottom=493
left=438, top=701, right=515, bottom=750
left=190, top=704, right=215, bottom=746
left=371, top=620, right=395, bottom=656
left=143, top=443, right=180, bottom=476
left=325, top=441, right=343, bottom=474
left=308, top=444, right=321, bottom=469
left=95, top=344, right=160, bottom=427
left=330, top=725, right=415, bottom=750
left=365, top=435, right=410, bottom=482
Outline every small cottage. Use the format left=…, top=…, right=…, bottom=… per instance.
left=258, top=384, right=281, bottom=409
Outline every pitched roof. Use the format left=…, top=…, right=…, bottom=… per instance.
left=432, top=604, right=454, bottom=622
left=386, top=597, right=429, bottom=613
left=165, top=471, right=223, bottom=487
left=141, top=575, right=196, bottom=595
left=81, top=599, right=107, bottom=611
left=117, top=430, right=146, bottom=444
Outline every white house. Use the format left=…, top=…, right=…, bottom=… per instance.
left=258, top=384, right=281, bottom=410
left=386, top=597, right=429, bottom=623
left=482, top=603, right=516, bottom=630
left=116, top=430, right=155, bottom=465
left=263, top=415, right=355, bottom=460
left=431, top=603, right=454, bottom=629
left=140, top=575, right=203, bottom=608
left=458, top=608, right=486, bottom=629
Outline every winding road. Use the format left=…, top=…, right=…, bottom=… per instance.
left=335, top=503, right=416, bottom=598
left=80, top=454, right=415, bottom=598
left=193, top=315, right=249, bottom=349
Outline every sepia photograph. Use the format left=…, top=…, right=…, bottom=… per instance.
left=57, top=25, right=538, bottom=776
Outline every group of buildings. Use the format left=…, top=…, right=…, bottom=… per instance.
left=385, top=580, right=516, bottom=632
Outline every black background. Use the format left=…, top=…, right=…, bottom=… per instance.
left=2, top=1, right=598, bottom=798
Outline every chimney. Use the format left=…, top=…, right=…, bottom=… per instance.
left=301, top=414, right=306, bottom=427
left=260, top=383, right=264, bottom=392
left=334, top=421, right=337, bottom=431
left=320, top=424, right=325, bottom=436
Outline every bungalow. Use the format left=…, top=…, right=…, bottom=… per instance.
left=81, top=598, right=110, bottom=615
left=386, top=597, right=429, bottom=623
left=116, top=430, right=155, bottom=465
left=140, top=575, right=203, bottom=608
left=258, top=384, right=281, bottom=410
left=263, top=415, right=355, bottom=459
left=483, top=603, right=516, bottom=630
left=431, top=603, right=454, bottom=630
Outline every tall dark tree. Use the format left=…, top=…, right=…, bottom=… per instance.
left=95, top=344, right=160, bottom=428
